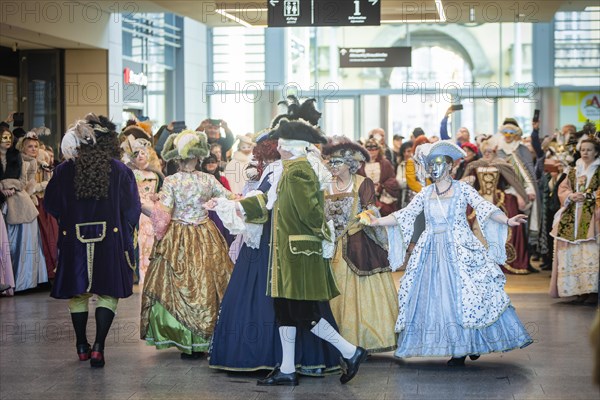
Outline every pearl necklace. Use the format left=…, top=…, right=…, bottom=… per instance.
left=335, top=176, right=352, bottom=192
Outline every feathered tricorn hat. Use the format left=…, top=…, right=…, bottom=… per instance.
left=321, top=135, right=369, bottom=162
left=269, top=119, right=327, bottom=145
left=270, top=95, right=322, bottom=128
left=161, top=130, right=209, bottom=161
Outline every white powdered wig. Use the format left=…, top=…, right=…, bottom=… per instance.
left=278, top=138, right=309, bottom=157
left=60, top=120, right=95, bottom=160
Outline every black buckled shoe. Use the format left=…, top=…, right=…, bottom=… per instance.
left=90, top=343, right=105, bottom=368
left=469, top=355, right=480, bottom=361
left=257, top=366, right=299, bottom=386
left=339, top=347, right=367, bottom=384
left=447, top=356, right=466, bottom=366
left=77, top=343, right=91, bottom=361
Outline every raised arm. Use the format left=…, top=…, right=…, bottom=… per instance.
left=440, top=111, right=450, bottom=141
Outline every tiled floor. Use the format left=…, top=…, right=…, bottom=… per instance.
left=1, top=271, right=598, bottom=400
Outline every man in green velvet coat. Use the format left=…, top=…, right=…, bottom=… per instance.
left=239, top=119, right=367, bottom=386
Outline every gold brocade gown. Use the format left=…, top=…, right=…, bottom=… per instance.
left=140, top=171, right=235, bottom=354
left=325, top=175, right=398, bottom=353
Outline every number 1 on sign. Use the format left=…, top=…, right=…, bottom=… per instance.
left=354, top=0, right=361, bottom=16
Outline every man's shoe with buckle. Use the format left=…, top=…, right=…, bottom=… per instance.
left=339, top=347, right=367, bottom=384
left=257, top=366, right=299, bottom=386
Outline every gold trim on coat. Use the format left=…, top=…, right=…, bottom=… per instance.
left=75, top=221, right=107, bottom=243
left=288, top=235, right=323, bottom=256
left=75, top=222, right=107, bottom=292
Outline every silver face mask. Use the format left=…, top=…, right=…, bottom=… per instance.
left=428, top=156, right=451, bottom=181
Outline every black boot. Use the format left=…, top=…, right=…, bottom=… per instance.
left=70, top=312, right=90, bottom=361
left=91, top=307, right=115, bottom=368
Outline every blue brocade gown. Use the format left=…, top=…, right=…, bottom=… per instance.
left=208, top=183, right=341, bottom=375
left=395, top=196, right=533, bottom=358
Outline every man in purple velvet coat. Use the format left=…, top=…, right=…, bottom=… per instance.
left=44, top=114, right=141, bottom=368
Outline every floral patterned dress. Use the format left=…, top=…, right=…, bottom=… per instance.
left=387, top=181, right=532, bottom=358
left=549, top=158, right=600, bottom=298
left=133, top=169, right=161, bottom=284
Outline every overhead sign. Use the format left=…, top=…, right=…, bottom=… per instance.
left=339, top=47, right=412, bottom=68
left=268, top=0, right=381, bottom=27
left=123, top=67, right=148, bottom=86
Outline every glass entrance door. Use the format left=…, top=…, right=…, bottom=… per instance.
left=20, top=50, right=63, bottom=158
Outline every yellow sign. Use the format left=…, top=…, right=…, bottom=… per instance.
left=577, top=92, right=600, bottom=122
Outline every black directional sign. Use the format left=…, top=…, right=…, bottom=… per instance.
left=268, top=0, right=381, bottom=27
left=339, top=47, right=412, bottom=68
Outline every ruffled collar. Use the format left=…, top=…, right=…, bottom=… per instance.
left=575, top=157, right=600, bottom=189
left=497, top=139, right=521, bottom=155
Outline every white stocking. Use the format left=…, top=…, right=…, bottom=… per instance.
left=310, top=318, right=356, bottom=359
left=278, top=326, right=296, bottom=374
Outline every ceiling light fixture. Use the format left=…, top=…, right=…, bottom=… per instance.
left=435, top=0, right=446, bottom=22
left=215, top=9, right=253, bottom=28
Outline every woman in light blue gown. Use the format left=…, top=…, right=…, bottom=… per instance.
left=365, top=140, right=533, bottom=366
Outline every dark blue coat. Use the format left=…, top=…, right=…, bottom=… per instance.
left=44, top=159, right=141, bottom=299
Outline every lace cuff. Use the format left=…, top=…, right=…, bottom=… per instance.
left=322, top=220, right=335, bottom=259
left=213, top=198, right=246, bottom=234
left=152, top=205, right=172, bottom=241
left=386, top=225, right=406, bottom=271
left=243, top=223, right=263, bottom=249
left=478, top=209, right=508, bottom=264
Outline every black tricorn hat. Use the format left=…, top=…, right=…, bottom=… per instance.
left=269, top=119, right=327, bottom=144
left=271, top=95, right=323, bottom=128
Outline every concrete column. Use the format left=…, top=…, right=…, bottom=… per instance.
left=183, top=17, right=209, bottom=128
left=107, top=16, right=123, bottom=127
left=532, top=22, right=555, bottom=88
